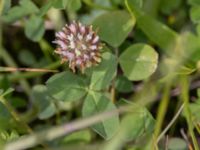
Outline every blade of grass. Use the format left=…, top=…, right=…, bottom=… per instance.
left=156, top=104, right=185, bottom=143
left=0, top=67, right=58, bottom=72
left=180, top=76, right=199, bottom=150
left=152, top=82, right=171, bottom=149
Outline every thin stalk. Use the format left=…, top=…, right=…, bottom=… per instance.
left=111, top=47, right=118, bottom=103
left=195, top=124, right=200, bottom=135
left=157, top=104, right=184, bottom=143
left=152, top=82, right=171, bottom=149
left=180, top=76, right=199, bottom=150
left=39, top=39, right=54, bottom=62
left=4, top=106, right=129, bottom=150
left=8, top=61, right=60, bottom=81
left=0, top=67, right=58, bottom=72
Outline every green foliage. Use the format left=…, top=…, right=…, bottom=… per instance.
left=87, top=52, right=117, bottom=90
left=125, top=0, right=178, bottom=52
left=119, top=44, right=158, bottom=81
left=46, top=71, right=87, bottom=102
left=120, top=101, right=155, bottom=141
left=92, top=11, right=135, bottom=47
left=61, top=129, right=91, bottom=144
left=82, top=92, right=119, bottom=139
left=31, top=85, right=56, bottom=119
left=1, top=0, right=200, bottom=149
left=190, top=6, right=200, bottom=24
left=25, top=15, right=45, bottom=42
left=2, top=0, right=39, bottom=23
left=115, top=75, right=133, bottom=93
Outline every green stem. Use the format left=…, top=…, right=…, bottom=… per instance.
left=152, top=82, right=171, bottom=148
left=180, top=76, right=199, bottom=150
left=156, top=104, right=184, bottom=143
left=39, top=39, right=53, bottom=62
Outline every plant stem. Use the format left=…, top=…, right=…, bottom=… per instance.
left=152, top=82, right=171, bottom=148
left=180, top=76, right=199, bottom=150
left=156, top=104, right=184, bottom=143
left=8, top=61, right=61, bottom=81
left=4, top=106, right=129, bottom=150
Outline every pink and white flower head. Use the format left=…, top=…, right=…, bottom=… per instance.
left=53, top=21, right=103, bottom=73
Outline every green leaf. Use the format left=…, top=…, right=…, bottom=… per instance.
left=119, top=44, right=158, bottom=81
left=82, top=92, right=119, bottom=139
left=188, top=0, right=200, bottom=6
left=25, top=15, right=45, bottom=42
left=125, top=0, right=178, bottom=52
left=115, top=75, right=133, bottom=93
left=105, top=100, right=155, bottom=150
left=46, top=71, right=87, bottom=102
left=168, top=138, right=187, bottom=150
left=160, top=0, right=181, bottom=15
left=38, top=1, right=54, bottom=17
left=119, top=100, right=155, bottom=141
left=31, top=85, right=56, bottom=120
left=18, top=50, right=36, bottom=66
left=61, top=130, right=91, bottom=144
left=92, top=11, right=135, bottom=47
left=188, top=101, right=200, bottom=123
left=0, top=88, right=14, bottom=98
left=53, top=0, right=65, bottom=9
left=181, top=32, right=200, bottom=63
left=2, top=0, right=39, bottom=23
left=65, top=0, right=82, bottom=11
left=53, top=0, right=81, bottom=10
left=0, top=101, right=12, bottom=129
left=190, top=6, right=200, bottom=23
left=197, top=24, right=200, bottom=36
left=121, top=112, right=154, bottom=141
left=8, top=97, right=26, bottom=109
left=1, top=0, right=11, bottom=15
left=87, top=52, right=117, bottom=91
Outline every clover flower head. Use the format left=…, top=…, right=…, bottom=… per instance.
left=53, top=21, right=102, bottom=73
